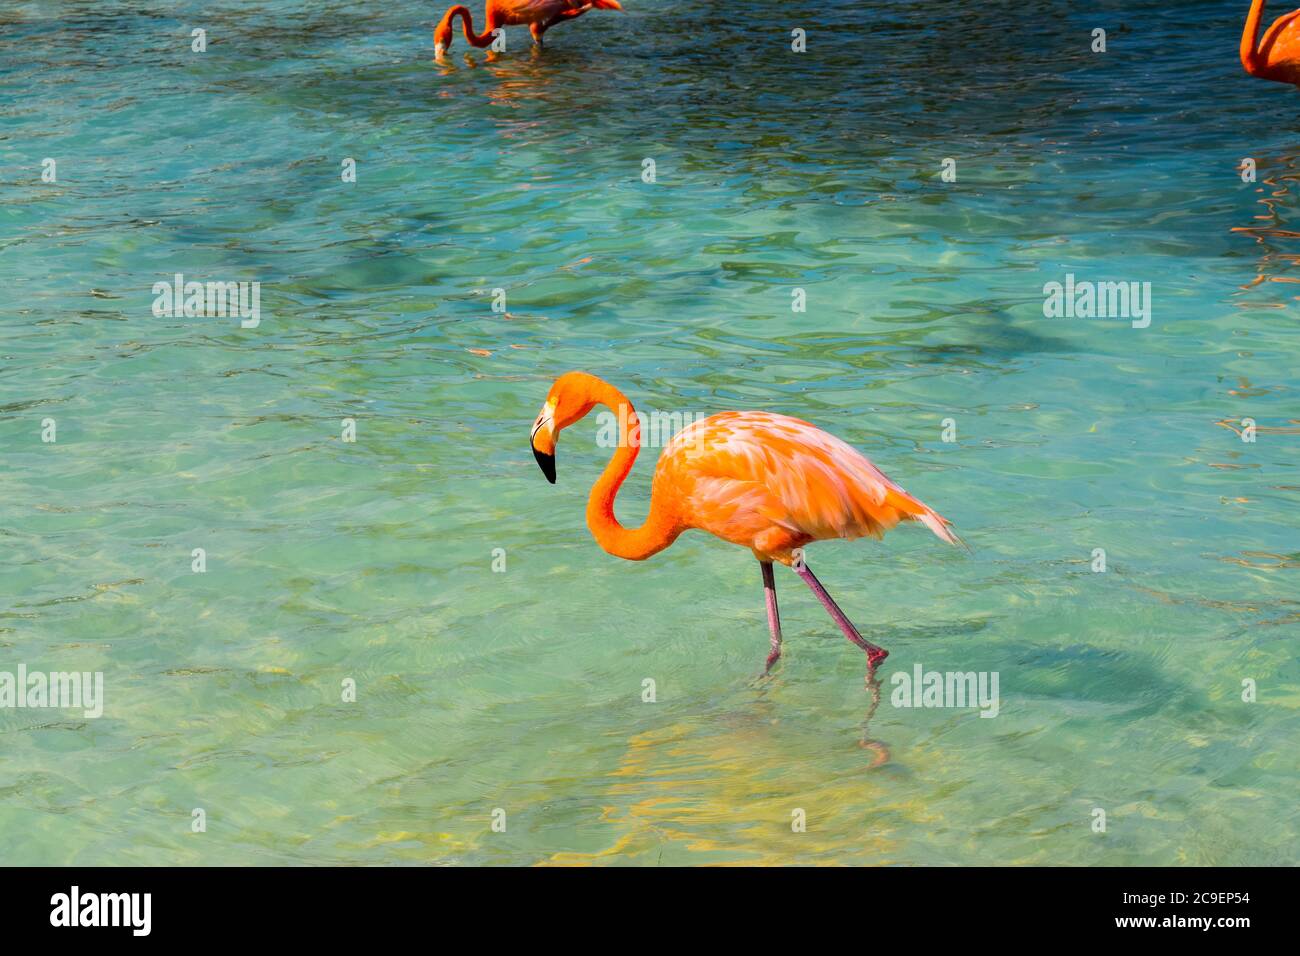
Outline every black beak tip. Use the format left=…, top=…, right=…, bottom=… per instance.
left=532, top=444, right=556, bottom=484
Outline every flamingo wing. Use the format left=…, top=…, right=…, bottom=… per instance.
left=658, top=411, right=960, bottom=548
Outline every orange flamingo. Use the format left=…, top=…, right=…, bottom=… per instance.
left=1241, top=1, right=1300, bottom=84
left=434, top=0, right=622, bottom=57
left=529, top=372, right=962, bottom=673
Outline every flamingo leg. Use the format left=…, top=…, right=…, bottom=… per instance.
left=794, top=563, right=889, bottom=670
left=761, top=560, right=782, bottom=672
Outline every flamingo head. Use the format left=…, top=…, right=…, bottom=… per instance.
left=433, top=13, right=454, bottom=57
left=530, top=399, right=559, bottom=483
left=530, top=371, right=602, bottom=483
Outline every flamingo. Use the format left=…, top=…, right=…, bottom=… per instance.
left=1241, top=1, right=1300, bottom=84
left=529, top=372, right=963, bottom=673
left=434, top=0, right=622, bottom=57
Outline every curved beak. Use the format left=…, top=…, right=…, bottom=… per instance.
left=532, top=444, right=556, bottom=483
left=530, top=402, right=557, bottom=484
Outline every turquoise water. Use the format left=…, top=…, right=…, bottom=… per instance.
left=1, top=0, right=1297, bottom=865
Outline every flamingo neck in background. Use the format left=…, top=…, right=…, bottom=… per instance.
left=443, top=6, right=496, bottom=48
left=1241, top=0, right=1268, bottom=73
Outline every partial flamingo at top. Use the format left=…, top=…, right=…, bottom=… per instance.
left=435, top=0, right=623, bottom=57
left=1241, top=1, right=1300, bottom=84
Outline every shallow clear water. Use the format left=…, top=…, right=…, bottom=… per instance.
left=1, top=0, right=1297, bottom=865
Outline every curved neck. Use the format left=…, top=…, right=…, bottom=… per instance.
left=1242, top=0, right=1268, bottom=70
left=443, top=6, right=496, bottom=47
left=584, top=381, right=680, bottom=561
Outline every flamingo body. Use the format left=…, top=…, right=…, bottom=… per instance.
left=1242, top=1, right=1300, bottom=84
left=530, top=372, right=961, bottom=673
left=653, top=411, right=958, bottom=564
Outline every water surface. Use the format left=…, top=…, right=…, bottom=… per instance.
left=0, top=0, right=1297, bottom=865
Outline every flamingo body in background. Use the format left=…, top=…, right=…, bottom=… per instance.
left=529, top=372, right=962, bottom=673
left=435, top=0, right=622, bottom=56
left=1241, top=1, right=1300, bottom=84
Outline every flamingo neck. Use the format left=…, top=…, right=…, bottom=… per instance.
left=1242, top=0, right=1268, bottom=72
left=443, top=6, right=495, bottom=48
left=584, top=381, right=680, bottom=561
